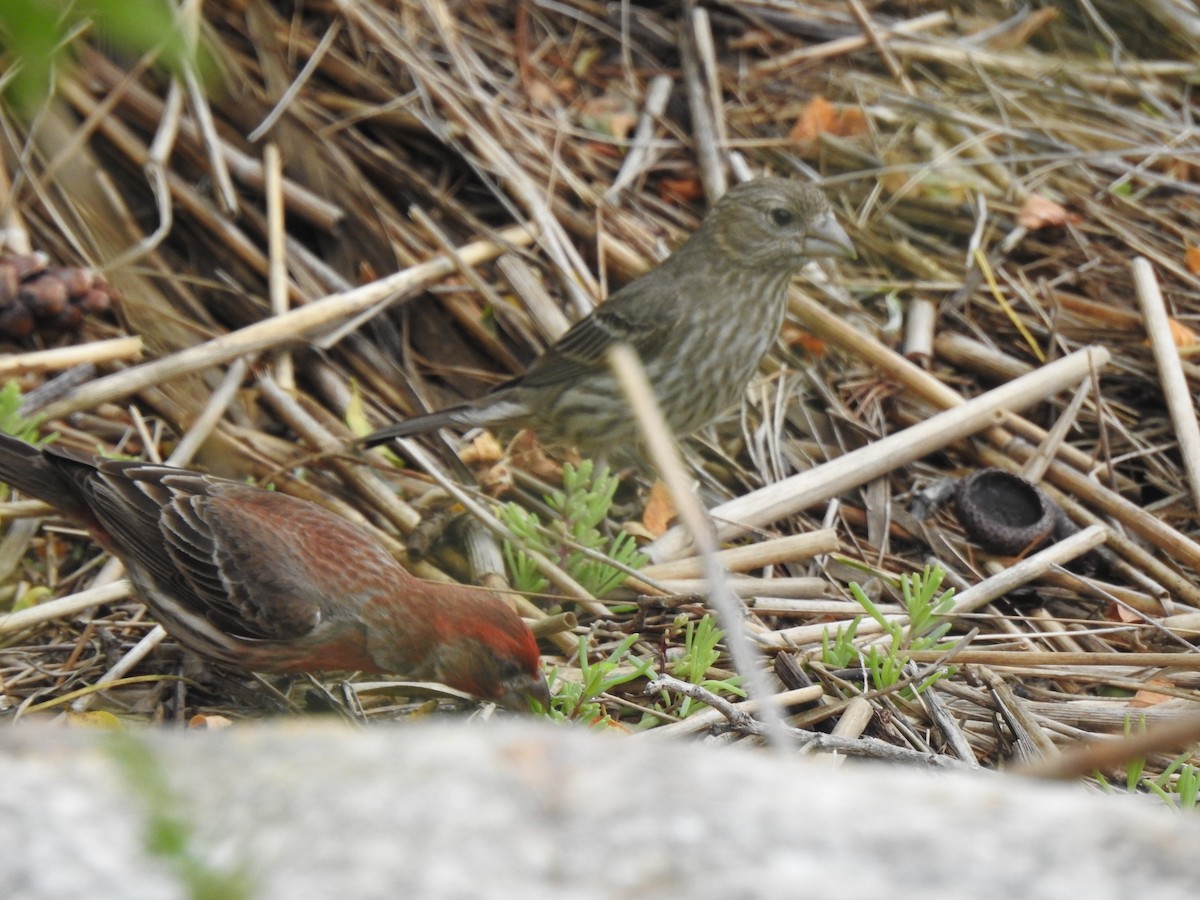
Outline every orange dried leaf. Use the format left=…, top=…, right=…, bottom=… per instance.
left=836, top=107, right=868, bottom=137
left=1112, top=602, right=1144, bottom=624
left=790, top=96, right=868, bottom=144
left=1017, top=193, right=1077, bottom=230
left=1168, top=317, right=1198, bottom=348
left=1130, top=679, right=1175, bottom=708
left=659, top=177, right=704, bottom=204
left=460, top=431, right=504, bottom=466
left=790, top=96, right=836, bottom=143
left=188, top=714, right=233, bottom=730
left=642, top=479, right=677, bottom=537
left=1185, top=245, right=1200, bottom=275
left=507, top=430, right=567, bottom=483
left=782, top=321, right=827, bottom=356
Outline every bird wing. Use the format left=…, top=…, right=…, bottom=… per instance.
left=157, top=486, right=329, bottom=642
left=509, top=275, right=682, bottom=390
left=46, top=451, right=320, bottom=642
left=52, top=455, right=203, bottom=598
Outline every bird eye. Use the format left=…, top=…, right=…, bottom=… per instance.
left=769, top=207, right=795, bottom=227
left=499, top=660, right=521, bottom=680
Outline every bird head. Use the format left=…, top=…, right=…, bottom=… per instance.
left=700, top=177, right=856, bottom=272
left=368, top=593, right=549, bottom=712
left=429, top=632, right=551, bottom=712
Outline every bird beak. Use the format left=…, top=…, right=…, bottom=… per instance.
left=802, top=212, right=856, bottom=260
left=498, top=668, right=552, bottom=713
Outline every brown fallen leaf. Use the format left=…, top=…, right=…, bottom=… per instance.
left=790, top=96, right=868, bottom=144
left=1017, top=193, right=1079, bottom=230
left=642, top=479, right=677, bottom=537
left=1130, top=679, right=1175, bottom=708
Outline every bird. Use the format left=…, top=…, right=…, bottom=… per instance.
left=0, top=433, right=548, bottom=710
left=362, top=178, right=855, bottom=456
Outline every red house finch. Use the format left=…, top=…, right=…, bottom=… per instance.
left=0, top=434, right=547, bottom=710
left=363, top=178, right=854, bottom=455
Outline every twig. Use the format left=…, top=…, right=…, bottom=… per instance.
left=648, top=346, right=1110, bottom=561
left=33, top=223, right=537, bottom=421
left=608, top=343, right=791, bottom=751
left=1132, top=256, right=1200, bottom=515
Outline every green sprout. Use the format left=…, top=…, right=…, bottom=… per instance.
left=1099, top=716, right=1200, bottom=812
left=667, top=614, right=744, bottom=717
left=500, top=460, right=646, bottom=596
left=825, top=564, right=956, bottom=698
left=542, top=633, right=655, bottom=727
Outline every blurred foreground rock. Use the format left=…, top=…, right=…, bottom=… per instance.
left=1, top=721, right=1196, bottom=899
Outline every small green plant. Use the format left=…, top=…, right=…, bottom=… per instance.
left=542, top=633, right=655, bottom=726
left=0, top=380, right=44, bottom=444
left=1102, top=716, right=1200, bottom=811
left=0, top=0, right=206, bottom=112
left=821, top=615, right=862, bottom=669
left=500, top=460, right=647, bottom=596
left=668, top=614, right=744, bottom=717
left=828, top=565, right=956, bottom=697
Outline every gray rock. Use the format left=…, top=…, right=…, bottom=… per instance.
left=0, top=722, right=1195, bottom=899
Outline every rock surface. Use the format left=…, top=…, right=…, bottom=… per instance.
left=1, top=721, right=1196, bottom=899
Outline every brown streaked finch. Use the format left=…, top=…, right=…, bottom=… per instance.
left=362, top=178, right=855, bottom=457
left=0, top=433, right=548, bottom=711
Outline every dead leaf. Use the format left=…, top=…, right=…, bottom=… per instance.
left=526, top=76, right=558, bottom=110
left=1130, top=679, right=1175, bottom=708
left=188, top=714, right=233, bottom=730
left=790, top=96, right=868, bottom=144
left=1168, top=318, right=1197, bottom=348
left=460, top=431, right=504, bottom=466
left=781, top=322, right=827, bottom=356
left=507, top=430, right=567, bottom=483
left=476, top=461, right=514, bottom=497
left=642, top=479, right=676, bottom=537
left=659, top=177, right=704, bottom=204
left=577, top=95, right=636, bottom=140
left=1017, top=193, right=1078, bottom=230
left=66, top=710, right=123, bottom=729
left=622, top=521, right=656, bottom=541
left=1185, top=246, right=1200, bottom=275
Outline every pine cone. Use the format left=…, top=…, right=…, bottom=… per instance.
left=0, top=252, right=120, bottom=340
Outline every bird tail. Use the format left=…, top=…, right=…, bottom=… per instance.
left=360, top=396, right=527, bottom=448
left=0, top=433, right=83, bottom=513
left=360, top=407, right=477, bottom=447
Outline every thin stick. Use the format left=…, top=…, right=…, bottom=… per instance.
left=637, top=530, right=838, bottom=582
left=949, top=525, right=1107, bottom=616
left=70, top=625, right=167, bottom=712
left=608, top=343, right=790, bottom=751
left=605, top=74, right=673, bottom=202
left=0, top=581, right=132, bottom=636
left=167, top=358, right=250, bottom=467
left=0, top=337, right=143, bottom=378
left=33, top=223, right=537, bottom=421
left=1133, top=256, right=1200, bottom=515
left=754, top=10, right=951, bottom=73
left=1014, top=713, right=1200, bottom=779
left=265, top=143, right=294, bottom=390
left=648, top=345, right=1110, bottom=561
left=906, top=649, right=1200, bottom=668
